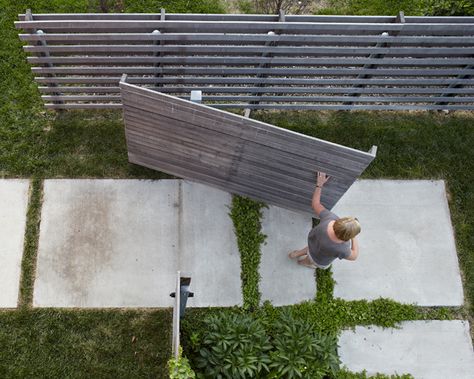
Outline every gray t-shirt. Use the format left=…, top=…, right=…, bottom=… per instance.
left=308, top=209, right=351, bottom=266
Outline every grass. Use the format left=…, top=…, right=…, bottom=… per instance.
left=18, top=178, right=43, bottom=308
left=0, top=309, right=172, bottom=378
left=317, top=0, right=474, bottom=16
left=1, top=109, right=169, bottom=179
left=317, top=0, right=427, bottom=15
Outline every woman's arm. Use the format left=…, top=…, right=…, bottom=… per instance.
left=312, top=172, right=329, bottom=216
left=346, top=237, right=359, bottom=261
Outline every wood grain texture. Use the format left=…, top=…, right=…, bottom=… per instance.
left=120, top=80, right=375, bottom=214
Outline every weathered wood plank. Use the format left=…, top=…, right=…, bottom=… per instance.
left=15, top=20, right=474, bottom=34
left=39, top=86, right=121, bottom=93
left=17, top=13, right=474, bottom=23
left=27, top=56, right=474, bottom=66
left=44, top=103, right=122, bottom=109
left=18, top=33, right=474, bottom=45
left=35, top=76, right=474, bottom=86
left=23, top=44, right=474, bottom=56
left=41, top=94, right=474, bottom=103
left=31, top=67, right=474, bottom=76
left=212, top=103, right=474, bottom=110
left=41, top=95, right=120, bottom=101
left=44, top=102, right=474, bottom=111
left=37, top=86, right=474, bottom=95
left=120, top=80, right=375, bottom=212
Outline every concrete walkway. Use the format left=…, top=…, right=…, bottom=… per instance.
left=332, top=180, right=463, bottom=306
left=0, top=180, right=29, bottom=307
left=339, top=320, right=474, bottom=379
left=260, top=206, right=314, bottom=306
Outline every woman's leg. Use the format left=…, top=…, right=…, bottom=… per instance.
left=289, top=246, right=309, bottom=259
left=297, top=254, right=317, bottom=269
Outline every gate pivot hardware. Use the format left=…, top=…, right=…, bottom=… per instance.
left=170, top=276, right=193, bottom=319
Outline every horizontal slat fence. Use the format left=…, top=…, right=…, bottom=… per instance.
left=16, top=11, right=474, bottom=110
left=120, top=78, right=376, bottom=213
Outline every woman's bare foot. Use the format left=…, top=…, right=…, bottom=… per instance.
left=297, top=256, right=317, bottom=269
left=288, top=247, right=309, bottom=259
left=288, top=250, right=302, bottom=259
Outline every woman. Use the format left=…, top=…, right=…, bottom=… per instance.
left=289, top=172, right=360, bottom=269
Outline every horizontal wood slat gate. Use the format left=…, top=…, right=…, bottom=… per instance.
left=120, top=77, right=376, bottom=213
left=16, top=11, right=474, bottom=110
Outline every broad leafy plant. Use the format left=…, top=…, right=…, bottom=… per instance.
left=268, top=311, right=340, bottom=378
left=195, top=313, right=272, bottom=378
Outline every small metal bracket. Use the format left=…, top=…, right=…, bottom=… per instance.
left=169, top=275, right=193, bottom=319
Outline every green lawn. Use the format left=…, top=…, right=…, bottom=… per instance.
left=0, top=309, right=172, bottom=378
left=1, top=0, right=474, bottom=377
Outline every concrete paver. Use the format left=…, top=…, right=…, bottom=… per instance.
left=35, top=179, right=180, bottom=307
left=34, top=179, right=241, bottom=307
left=338, top=320, right=474, bottom=379
left=332, top=180, right=463, bottom=306
left=180, top=181, right=242, bottom=307
left=260, top=206, right=315, bottom=305
left=0, top=180, right=30, bottom=307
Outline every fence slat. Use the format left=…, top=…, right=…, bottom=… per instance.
left=30, top=67, right=474, bottom=76
left=41, top=94, right=474, bottom=103
left=22, top=44, right=474, bottom=56
left=44, top=103, right=474, bottom=110
left=37, top=86, right=474, bottom=95
left=18, top=13, right=474, bottom=23
left=18, top=33, right=474, bottom=45
left=15, top=20, right=474, bottom=33
left=34, top=76, right=474, bottom=86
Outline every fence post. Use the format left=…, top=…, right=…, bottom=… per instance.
left=170, top=271, right=193, bottom=358
left=436, top=64, right=473, bottom=110
left=25, top=9, right=63, bottom=105
left=171, top=270, right=181, bottom=359
left=345, top=11, right=405, bottom=105
left=344, top=31, right=389, bottom=104
left=152, top=8, right=166, bottom=87
left=244, top=10, right=285, bottom=116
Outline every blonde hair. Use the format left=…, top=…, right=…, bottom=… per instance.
left=333, top=217, right=361, bottom=241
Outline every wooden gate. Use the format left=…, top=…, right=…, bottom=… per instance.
left=120, top=76, right=376, bottom=213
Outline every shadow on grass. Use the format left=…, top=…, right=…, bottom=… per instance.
left=1, top=110, right=173, bottom=179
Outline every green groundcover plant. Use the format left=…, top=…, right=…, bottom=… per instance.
left=168, top=346, right=196, bottom=379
